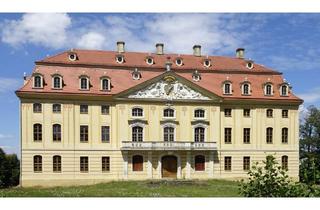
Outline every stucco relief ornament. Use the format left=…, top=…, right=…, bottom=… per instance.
left=128, top=76, right=210, bottom=100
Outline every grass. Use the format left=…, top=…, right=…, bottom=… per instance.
left=0, top=179, right=241, bottom=197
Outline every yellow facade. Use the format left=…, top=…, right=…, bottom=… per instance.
left=19, top=96, right=299, bottom=187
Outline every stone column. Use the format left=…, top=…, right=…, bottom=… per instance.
left=186, top=151, right=191, bottom=179
left=123, top=151, right=128, bottom=180
left=177, top=155, right=182, bottom=179
left=147, top=151, right=153, bottom=179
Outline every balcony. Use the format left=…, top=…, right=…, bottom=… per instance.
left=121, top=141, right=217, bottom=151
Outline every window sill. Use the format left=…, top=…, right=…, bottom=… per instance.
left=52, top=88, right=63, bottom=90
left=32, top=87, right=44, bottom=89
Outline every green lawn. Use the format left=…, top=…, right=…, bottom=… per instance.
left=0, top=179, right=241, bottom=197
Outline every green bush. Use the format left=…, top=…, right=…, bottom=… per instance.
left=239, top=155, right=320, bottom=197
left=0, top=148, right=20, bottom=188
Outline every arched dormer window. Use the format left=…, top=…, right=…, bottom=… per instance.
left=280, top=84, right=289, bottom=96
left=203, top=58, right=211, bottom=68
left=223, top=81, right=232, bottom=95
left=163, top=108, right=175, bottom=118
left=175, top=57, right=183, bottom=66
left=115, top=54, right=124, bottom=64
left=79, top=76, right=89, bottom=90
left=132, top=68, right=141, bottom=80
left=264, top=83, right=273, bottom=96
left=192, top=70, right=201, bottom=82
left=242, top=83, right=251, bottom=95
left=101, top=77, right=111, bottom=91
left=52, top=74, right=62, bottom=89
left=33, top=74, right=43, bottom=88
left=146, top=56, right=154, bottom=65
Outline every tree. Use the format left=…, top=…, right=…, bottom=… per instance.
left=0, top=148, right=20, bottom=188
left=239, top=155, right=320, bottom=197
left=299, top=105, right=320, bottom=184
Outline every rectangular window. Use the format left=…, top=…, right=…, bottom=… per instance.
left=282, top=128, right=288, bottom=144
left=52, top=104, right=61, bottom=113
left=102, top=156, right=110, bottom=172
left=243, top=128, right=251, bottom=144
left=33, top=103, right=42, bottom=113
left=80, top=156, right=88, bottom=172
left=266, top=128, right=273, bottom=144
left=224, top=128, right=232, bottom=144
left=224, top=108, right=232, bottom=117
left=33, top=156, right=42, bottom=172
left=53, top=156, right=61, bottom=172
left=80, top=104, right=88, bottom=114
left=101, top=126, right=110, bottom=142
left=282, top=110, right=288, bottom=118
left=243, top=156, right=250, bottom=171
left=266, top=109, right=273, bottom=118
left=243, top=109, right=250, bottom=117
left=224, top=156, right=232, bottom=171
left=101, top=105, right=110, bottom=115
left=80, top=125, right=89, bottom=142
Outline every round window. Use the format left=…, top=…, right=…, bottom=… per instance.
left=176, top=59, right=182, bottom=66
left=146, top=58, right=153, bottom=65
left=68, top=53, right=77, bottom=61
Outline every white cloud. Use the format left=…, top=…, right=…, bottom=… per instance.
left=1, top=13, right=261, bottom=54
left=0, top=77, right=21, bottom=93
left=298, top=87, right=320, bottom=104
left=1, top=13, right=71, bottom=49
left=76, top=32, right=106, bottom=49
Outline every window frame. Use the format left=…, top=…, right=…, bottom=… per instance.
left=52, top=104, right=61, bottom=113
left=101, top=126, right=110, bottom=143
left=132, top=126, right=143, bottom=142
left=163, top=108, right=175, bottom=118
left=33, top=75, right=43, bottom=89
left=52, top=124, right=62, bottom=142
left=243, top=128, right=251, bottom=144
left=194, top=109, right=205, bottom=119
left=163, top=126, right=175, bottom=142
left=224, top=108, right=232, bottom=117
left=282, top=127, right=288, bottom=144
left=53, top=155, right=62, bottom=173
left=52, top=75, right=62, bottom=89
left=79, top=76, right=89, bottom=90
left=80, top=156, right=89, bottom=173
left=243, top=156, right=250, bottom=171
left=266, top=127, right=273, bottom=144
left=33, top=155, right=42, bottom=173
left=33, top=103, right=42, bottom=113
left=280, top=85, right=289, bottom=96
left=224, top=127, right=232, bottom=144
left=243, top=109, right=251, bottom=117
left=224, top=156, right=232, bottom=171
left=194, top=126, right=205, bottom=142
left=101, top=77, right=111, bottom=91
left=101, top=105, right=110, bottom=115
left=33, top=123, right=42, bottom=142
left=132, top=107, right=144, bottom=118
left=281, top=155, right=288, bottom=170
left=242, top=83, right=251, bottom=95
left=264, top=84, right=273, bottom=96
left=223, top=82, right=232, bottom=95
left=80, top=104, right=89, bottom=114
left=102, top=156, right=110, bottom=172
left=80, top=125, right=89, bottom=143
left=282, top=109, right=289, bottom=118
left=266, top=109, right=273, bottom=118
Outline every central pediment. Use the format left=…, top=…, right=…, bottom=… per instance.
left=127, top=79, right=211, bottom=100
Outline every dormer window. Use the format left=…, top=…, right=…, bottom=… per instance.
left=223, top=82, right=232, bottom=95
left=116, top=54, right=124, bottom=64
left=132, top=68, right=141, bottom=80
left=264, top=83, right=273, bottom=96
left=242, top=83, right=251, bottom=95
left=192, top=70, right=201, bottom=82
left=52, top=75, right=62, bottom=89
left=68, top=52, right=77, bottom=61
left=79, top=76, right=89, bottom=90
left=203, top=59, right=211, bottom=68
left=280, top=84, right=289, bottom=96
left=101, top=77, right=110, bottom=91
left=33, top=74, right=43, bottom=88
left=246, top=60, right=254, bottom=69
left=175, top=58, right=183, bottom=66
left=146, top=57, right=154, bottom=65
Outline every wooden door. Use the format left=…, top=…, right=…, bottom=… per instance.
left=162, top=155, right=177, bottom=178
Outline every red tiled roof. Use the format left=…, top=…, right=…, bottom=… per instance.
left=17, top=49, right=302, bottom=103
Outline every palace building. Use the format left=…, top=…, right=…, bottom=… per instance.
left=16, top=42, right=303, bottom=187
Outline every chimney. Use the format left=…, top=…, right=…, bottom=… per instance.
left=236, top=48, right=245, bottom=59
left=156, top=43, right=164, bottom=55
left=117, top=41, right=125, bottom=53
left=193, top=45, right=201, bottom=56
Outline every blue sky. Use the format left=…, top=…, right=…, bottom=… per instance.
left=0, top=13, right=319, bottom=155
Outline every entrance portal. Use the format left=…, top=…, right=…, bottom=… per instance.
left=161, top=155, right=177, bottom=178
